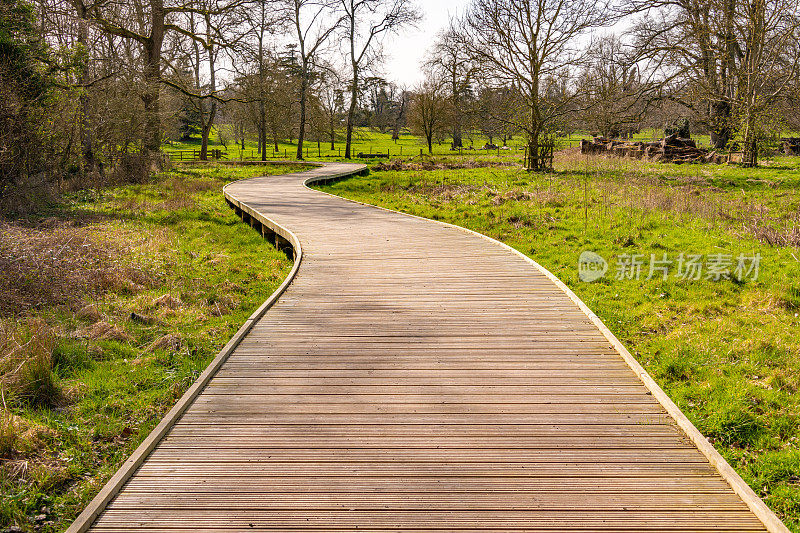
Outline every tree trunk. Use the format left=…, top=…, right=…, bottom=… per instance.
left=392, top=94, right=405, bottom=141
left=742, top=112, right=759, bottom=168
left=709, top=100, right=731, bottom=150
left=297, top=73, right=308, bottom=160
left=76, top=9, right=96, bottom=173
left=201, top=105, right=216, bottom=160
left=201, top=123, right=210, bottom=160
left=450, top=71, right=462, bottom=149
left=527, top=131, right=540, bottom=171
left=452, top=130, right=463, bottom=149
left=142, top=0, right=165, bottom=154
left=259, top=102, right=268, bottom=161
left=345, top=66, right=358, bottom=159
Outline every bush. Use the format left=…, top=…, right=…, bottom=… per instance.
left=110, top=152, right=169, bottom=185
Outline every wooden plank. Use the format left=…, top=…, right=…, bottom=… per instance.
left=106, top=492, right=747, bottom=510
left=164, top=423, right=683, bottom=437
left=120, top=476, right=734, bottom=493
left=89, top=510, right=767, bottom=529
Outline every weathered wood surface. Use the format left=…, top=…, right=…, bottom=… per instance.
left=78, top=162, right=784, bottom=532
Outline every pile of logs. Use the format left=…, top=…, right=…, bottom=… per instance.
left=782, top=138, right=800, bottom=155
left=580, top=134, right=726, bottom=164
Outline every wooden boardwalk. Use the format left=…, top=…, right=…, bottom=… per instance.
left=71, top=162, right=786, bottom=532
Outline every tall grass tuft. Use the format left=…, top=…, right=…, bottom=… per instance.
left=0, top=409, right=17, bottom=457
left=0, top=322, right=59, bottom=408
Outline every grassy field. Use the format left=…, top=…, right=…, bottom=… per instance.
left=0, top=163, right=300, bottom=531
left=163, top=128, right=528, bottom=162
left=163, top=127, right=800, bottom=164
left=316, top=152, right=800, bottom=529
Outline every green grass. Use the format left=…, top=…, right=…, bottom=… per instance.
left=0, top=163, right=300, bottom=531
left=163, top=128, right=528, bottom=163
left=315, top=153, right=800, bottom=529
left=166, top=126, right=800, bottom=166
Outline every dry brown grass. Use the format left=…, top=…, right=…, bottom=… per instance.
left=0, top=221, right=157, bottom=316
left=206, top=294, right=239, bottom=317
left=152, top=294, right=183, bottom=310
left=374, top=158, right=516, bottom=172
left=0, top=409, right=56, bottom=458
left=74, top=321, right=132, bottom=342
left=0, top=321, right=58, bottom=409
left=147, top=333, right=182, bottom=352
left=0, top=409, right=17, bottom=457
left=553, top=152, right=800, bottom=247
left=744, top=210, right=800, bottom=247
left=155, top=174, right=216, bottom=212
left=383, top=180, right=489, bottom=203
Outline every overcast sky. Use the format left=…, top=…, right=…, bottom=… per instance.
left=381, top=0, right=471, bottom=87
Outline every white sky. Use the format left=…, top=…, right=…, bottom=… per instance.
left=381, top=0, right=471, bottom=87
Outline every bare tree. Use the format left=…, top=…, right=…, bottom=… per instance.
left=339, top=0, right=420, bottom=159
left=408, top=76, right=448, bottom=154
left=318, top=66, right=346, bottom=149
left=235, top=0, right=282, bottom=160
left=459, top=0, right=612, bottom=170
left=475, top=85, right=518, bottom=147
left=391, top=86, right=409, bottom=140
left=170, top=0, right=243, bottom=160
left=576, top=35, right=652, bottom=138
left=427, top=28, right=476, bottom=149
left=76, top=0, right=246, bottom=154
left=734, top=0, right=800, bottom=165
left=630, top=0, right=800, bottom=157
left=287, top=0, right=341, bottom=160
left=78, top=0, right=169, bottom=153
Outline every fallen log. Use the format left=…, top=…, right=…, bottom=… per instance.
left=580, top=136, right=720, bottom=164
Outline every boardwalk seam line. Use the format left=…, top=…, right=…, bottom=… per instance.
left=303, top=168, right=789, bottom=533
left=66, top=162, right=364, bottom=533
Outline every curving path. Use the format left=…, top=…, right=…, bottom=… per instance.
left=71, top=162, right=786, bottom=532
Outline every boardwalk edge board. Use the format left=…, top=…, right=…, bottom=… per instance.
left=66, top=162, right=362, bottom=533
left=302, top=167, right=789, bottom=533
